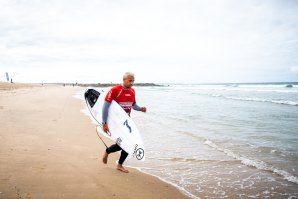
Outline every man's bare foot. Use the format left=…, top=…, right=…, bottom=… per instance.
left=102, top=152, right=108, bottom=164
left=117, top=164, right=129, bottom=173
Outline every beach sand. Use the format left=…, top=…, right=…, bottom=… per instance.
left=0, top=82, right=40, bottom=90
left=0, top=83, right=188, bottom=199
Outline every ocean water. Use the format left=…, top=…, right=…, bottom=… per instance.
left=77, top=83, right=298, bottom=198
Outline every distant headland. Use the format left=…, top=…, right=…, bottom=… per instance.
left=55, top=83, right=164, bottom=87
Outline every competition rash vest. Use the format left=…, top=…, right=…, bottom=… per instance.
left=104, top=85, right=136, bottom=116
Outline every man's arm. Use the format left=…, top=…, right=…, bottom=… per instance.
left=132, top=103, right=146, bottom=112
left=102, top=101, right=111, bottom=132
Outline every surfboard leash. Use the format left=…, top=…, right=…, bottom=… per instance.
left=95, top=125, right=108, bottom=149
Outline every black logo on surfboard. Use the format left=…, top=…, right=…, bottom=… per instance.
left=123, top=119, right=132, bottom=133
left=135, top=148, right=144, bottom=160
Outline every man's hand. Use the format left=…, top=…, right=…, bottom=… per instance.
left=141, top=107, right=147, bottom=113
left=102, top=123, right=109, bottom=133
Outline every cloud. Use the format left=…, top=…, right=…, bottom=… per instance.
left=1, top=0, right=298, bottom=83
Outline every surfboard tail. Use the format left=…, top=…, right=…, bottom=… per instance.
left=85, top=89, right=101, bottom=108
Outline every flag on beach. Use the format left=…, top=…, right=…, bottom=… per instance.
left=5, top=72, right=9, bottom=81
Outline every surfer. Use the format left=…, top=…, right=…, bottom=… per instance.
left=102, top=72, right=147, bottom=173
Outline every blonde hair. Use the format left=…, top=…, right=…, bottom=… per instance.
left=123, top=72, right=134, bottom=79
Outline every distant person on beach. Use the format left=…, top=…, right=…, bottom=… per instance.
left=102, top=72, right=147, bottom=173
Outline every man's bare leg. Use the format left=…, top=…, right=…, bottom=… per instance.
left=102, top=151, right=108, bottom=164
left=117, top=164, right=129, bottom=173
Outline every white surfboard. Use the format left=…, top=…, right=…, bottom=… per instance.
left=84, top=88, right=145, bottom=161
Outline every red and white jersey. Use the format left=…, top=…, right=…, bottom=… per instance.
left=105, top=85, right=136, bottom=115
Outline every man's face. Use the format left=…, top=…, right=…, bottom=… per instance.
left=123, top=76, right=135, bottom=88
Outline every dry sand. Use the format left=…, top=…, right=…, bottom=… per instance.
left=0, top=82, right=40, bottom=90
left=0, top=83, right=188, bottom=199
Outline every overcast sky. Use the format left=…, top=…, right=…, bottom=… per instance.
left=0, top=0, right=298, bottom=83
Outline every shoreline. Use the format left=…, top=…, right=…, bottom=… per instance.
left=126, top=165, right=199, bottom=199
left=0, top=83, right=188, bottom=199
